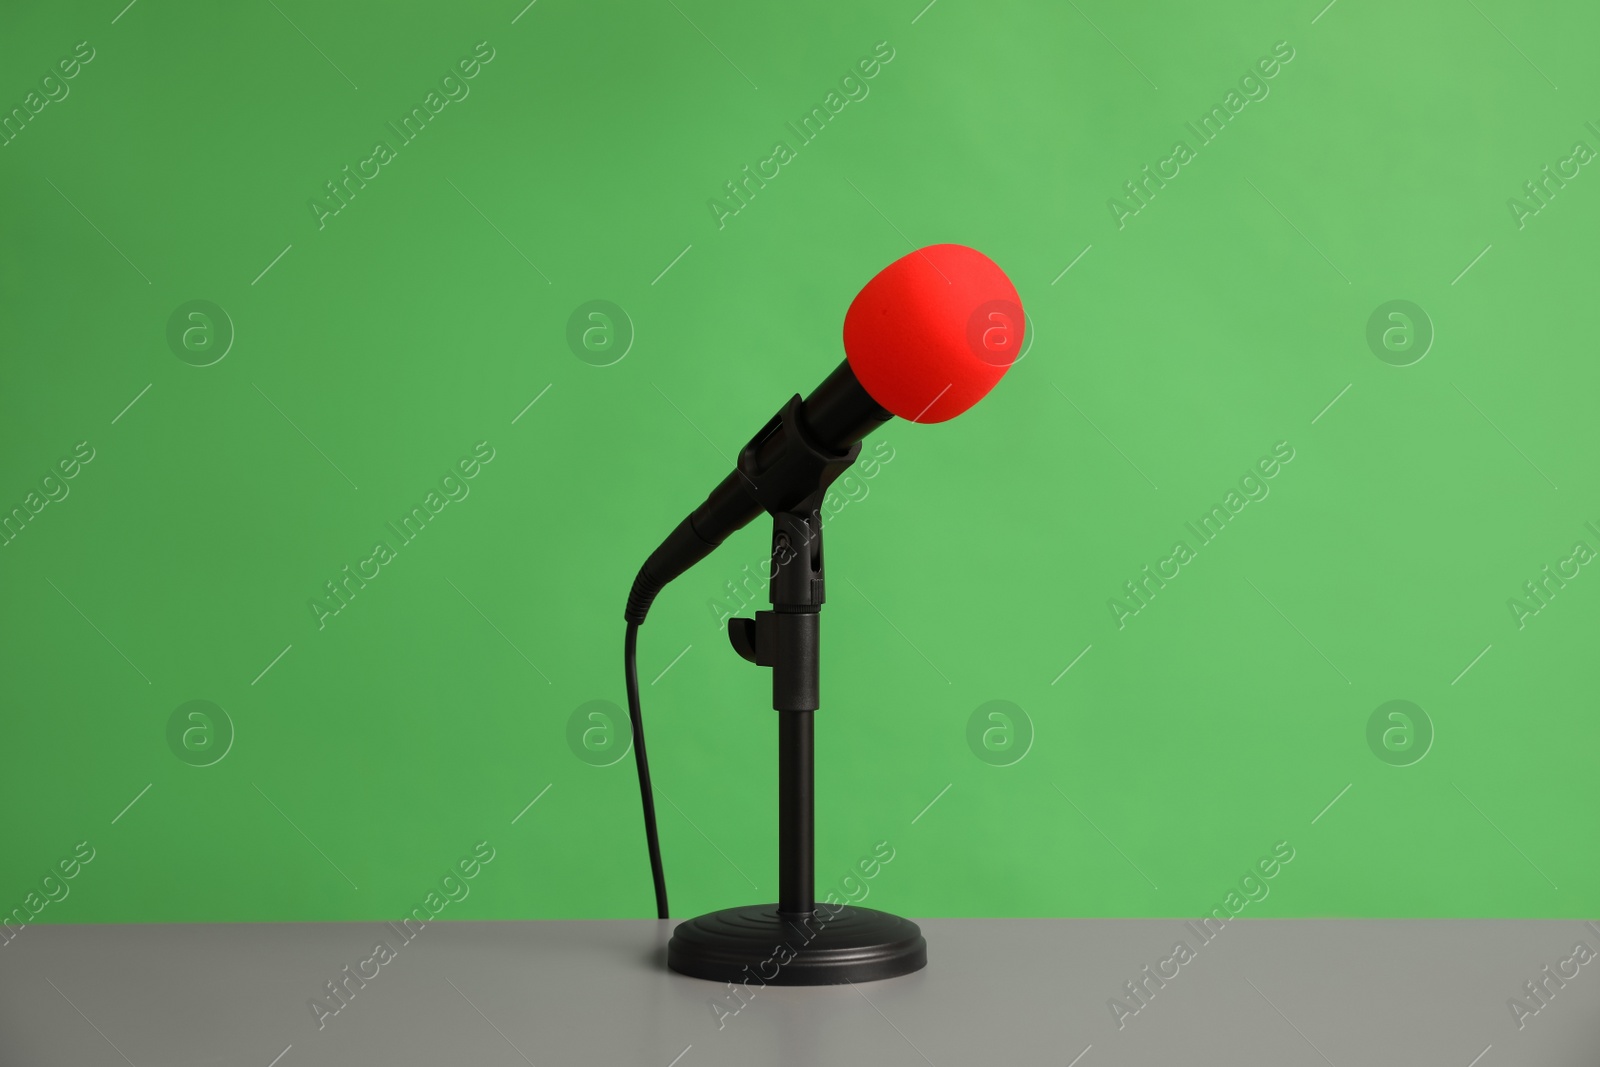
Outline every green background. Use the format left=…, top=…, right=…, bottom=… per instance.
left=2, top=0, right=1596, bottom=925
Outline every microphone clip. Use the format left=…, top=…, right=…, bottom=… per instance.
left=735, top=394, right=861, bottom=520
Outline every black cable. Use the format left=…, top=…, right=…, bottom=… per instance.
left=624, top=621, right=669, bottom=919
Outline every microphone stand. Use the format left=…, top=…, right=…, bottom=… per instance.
left=666, top=505, right=927, bottom=985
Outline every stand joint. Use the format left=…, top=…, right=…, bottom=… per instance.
left=726, top=509, right=825, bottom=712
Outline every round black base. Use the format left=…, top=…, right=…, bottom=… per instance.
left=667, top=904, right=926, bottom=985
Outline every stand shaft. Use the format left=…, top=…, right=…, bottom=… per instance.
left=777, top=709, right=814, bottom=915
left=670, top=506, right=925, bottom=984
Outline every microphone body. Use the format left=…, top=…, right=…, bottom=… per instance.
left=625, top=362, right=889, bottom=624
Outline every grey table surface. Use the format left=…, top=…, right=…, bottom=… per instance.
left=2, top=918, right=1596, bottom=1066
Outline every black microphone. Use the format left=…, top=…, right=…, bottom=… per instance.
left=624, top=243, right=1026, bottom=625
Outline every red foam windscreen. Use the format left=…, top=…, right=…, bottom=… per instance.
left=842, top=244, right=1025, bottom=424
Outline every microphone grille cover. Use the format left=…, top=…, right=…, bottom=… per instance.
left=842, top=244, right=1025, bottom=424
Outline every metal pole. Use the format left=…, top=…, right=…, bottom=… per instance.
left=777, top=708, right=815, bottom=915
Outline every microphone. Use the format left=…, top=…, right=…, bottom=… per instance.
left=620, top=243, right=1023, bottom=925
left=624, top=243, right=1025, bottom=625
